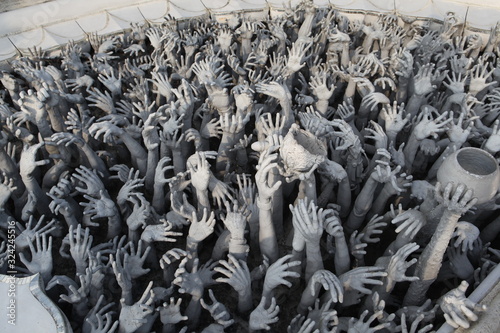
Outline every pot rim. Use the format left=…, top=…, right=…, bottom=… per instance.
left=452, top=147, right=499, bottom=179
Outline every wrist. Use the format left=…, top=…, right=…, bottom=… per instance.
left=229, top=240, right=249, bottom=258
left=306, top=241, right=321, bottom=253
left=190, top=291, right=203, bottom=301
left=21, top=173, right=35, bottom=182
left=194, top=188, right=209, bottom=198
left=384, top=277, right=395, bottom=292
left=154, top=182, right=165, bottom=191
left=333, top=233, right=346, bottom=241
left=238, top=286, right=252, bottom=298
left=380, top=185, right=394, bottom=198
left=256, top=196, right=272, bottom=210
left=262, top=285, right=272, bottom=299
left=217, top=105, right=233, bottom=115
left=230, top=234, right=246, bottom=243
left=398, top=77, right=410, bottom=87
left=186, top=235, right=200, bottom=247
left=315, top=98, right=329, bottom=109
left=386, top=130, right=399, bottom=141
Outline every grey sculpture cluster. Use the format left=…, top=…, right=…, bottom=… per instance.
left=0, top=1, right=500, bottom=332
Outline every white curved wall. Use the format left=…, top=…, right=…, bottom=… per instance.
left=0, top=0, right=499, bottom=62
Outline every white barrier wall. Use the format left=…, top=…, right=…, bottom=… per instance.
left=0, top=0, right=500, bottom=62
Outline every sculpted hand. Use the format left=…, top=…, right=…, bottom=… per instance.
left=159, top=248, right=187, bottom=270
left=188, top=209, right=216, bottom=243
left=83, top=295, right=117, bottom=333
left=110, top=252, right=132, bottom=295
left=116, top=169, right=143, bottom=203
left=19, top=233, right=53, bottom=281
left=290, top=199, right=324, bottom=244
left=386, top=243, right=420, bottom=288
left=86, top=88, right=116, bottom=114
left=370, top=161, right=402, bottom=190
left=365, top=121, right=388, bottom=150
left=19, top=142, right=50, bottom=177
left=310, top=71, right=335, bottom=101
left=350, top=231, right=367, bottom=261
left=255, top=152, right=282, bottom=201
left=215, top=254, right=251, bottom=295
left=80, top=190, right=118, bottom=225
left=413, top=108, right=453, bottom=140
left=447, top=245, right=474, bottom=280
left=118, top=282, right=155, bottom=333
left=201, top=289, right=234, bottom=328
left=263, top=254, right=301, bottom=294
left=468, top=64, right=495, bottom=96
left=337, top=99, right=355, bottom=123
left=158, top=297, right=188, bottom=325
left=17, top=89, right=46, bottom=121
left=200, top=117, right=223, bottom=139
left=126, top=195, right=151, bottom=231
left=187, top=152, right=212, bottom=192
left=170, top=190, right=196, bottom=220
left=85, top=312, right=118, bottom=333
left=89, top=122, right=124, bottom=144
left=68, top=224, right=93, bottom=273
left=308, top=270, right=344, bottom=303
left=141, top=220, right=182, bottom=243
left=249, top=296, right=280, bottom=331
left=439, top=280, right=486, bottom=328
left=381, top=102, right=409, bottom=137
left=73, top=166, right=106, bottom=197
left=322, top=209, right=344, bottom=238
left=222, top=200, right=248, bottom=241
left=255, top=81, right=291, bottom=103
left=392, top=209, right=426, bottom=240
left=173, top=258, right=205, bottom=298
left=361, top=215, right=386, bottom=244
left=361, top=92, right=390, bottom=112
left=340, top=267, right=387, bottom=295
left=287, top=315, right=318, bottom=333
left=452, top=221, right=479, bottom=252
left=98, top=70, right=122, bottom=95
left=398, top=313, right=434, bottom=333
left=154, top=156, right=175, bottom=186
left=285, top=41, right=312, bottom=75
left=60, top=269, right=91, bottom=305
left=331, top=119, right=360, bottom=151
left=122, top=240, right=151, bottom=279
left=65, top=75, right=94, bottom=91
left=434, top=182, right=477, bottom=215
left=50, top=132, right=85, bottom=148
left=413, top=64, right=437, bottom=96
left=257, top=112, right=286, bottom=138
left=484, top=119, right=500, bottom=153
left=348, top=309, right=391, bottom=333
left=16, top=215, right=56, bottom=251
left=148, top=71, right=173, bottom=99
left=396, top=299, right=437, bottom=331
left=124, top=44, right=145, bottom=57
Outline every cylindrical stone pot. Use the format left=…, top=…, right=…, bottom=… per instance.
left=437, top=147, right=500, bottom=204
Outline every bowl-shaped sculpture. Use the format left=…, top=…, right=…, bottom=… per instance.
left=437, top=147, right=500, bottom=204
left=280, top=124, right=327, bottom=179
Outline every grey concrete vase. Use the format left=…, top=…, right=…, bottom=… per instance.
left=437, top=147, right=500, bottom=204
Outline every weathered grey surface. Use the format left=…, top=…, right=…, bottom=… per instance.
left=0, top=274, right=72, bottom=333
left=0, top=0, right=52, bottom=13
